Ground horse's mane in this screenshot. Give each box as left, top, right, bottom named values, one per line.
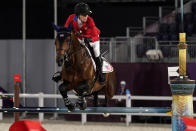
left=71, top=32, right=92, bottom=59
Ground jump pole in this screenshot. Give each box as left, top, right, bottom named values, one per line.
left=0, top=107, right=171, bottom=114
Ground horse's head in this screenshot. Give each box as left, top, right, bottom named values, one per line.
left=53, top=24, right=72, bottom=67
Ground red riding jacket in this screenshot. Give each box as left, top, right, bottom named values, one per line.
left=64, top=14, right=100, bottom=42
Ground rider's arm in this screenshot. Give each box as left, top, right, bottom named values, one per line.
left=64, top=15, right=75, bottom=31
left=83, top=17, right=100, bottom=42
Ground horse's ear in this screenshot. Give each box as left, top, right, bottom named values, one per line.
left=52, top=23, right=60, bottom=32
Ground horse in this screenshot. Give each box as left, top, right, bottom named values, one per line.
left=53, top=24, right=116, bottom=111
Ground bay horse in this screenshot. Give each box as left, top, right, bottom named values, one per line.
left=53, top=24, right=116, bottom=111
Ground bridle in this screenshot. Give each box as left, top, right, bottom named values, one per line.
left=55, top=31, right=89, bottom=66
left=56, top=31, right=72, bottom=58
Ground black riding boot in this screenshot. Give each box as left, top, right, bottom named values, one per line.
left=52, top=71, right=62, bottom=83
left=95, top=56, right=106, bottom=84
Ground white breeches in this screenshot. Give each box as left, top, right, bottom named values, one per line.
left=78, top=39, right=100, bottom=57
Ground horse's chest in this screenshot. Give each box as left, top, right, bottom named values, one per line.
left=64, top=71, right=83, bottom=81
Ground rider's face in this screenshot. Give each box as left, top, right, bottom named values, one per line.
left=79, top=15, right=88, bottom=23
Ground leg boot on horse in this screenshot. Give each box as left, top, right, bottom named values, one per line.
left=58, top=82, right=75, bottom=111
left=76, top=96, right=87, bottom=110
left=52, top=71, right=62, bottom=83
left=76, top=82, right=89, bottom=110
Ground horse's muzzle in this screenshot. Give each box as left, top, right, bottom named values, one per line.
left=56, top=58, right=64, bottom=67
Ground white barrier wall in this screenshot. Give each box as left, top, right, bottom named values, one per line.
left=0, top=40, right=56, bottom=107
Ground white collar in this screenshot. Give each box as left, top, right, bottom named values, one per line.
left=77, top=18, right=83, bottom=28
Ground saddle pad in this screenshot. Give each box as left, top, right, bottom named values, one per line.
left=102, top=57, right=113, bottom=73
left=83, top=44, right=113, bottom=73
left=91, top=56, right=113, bottom=73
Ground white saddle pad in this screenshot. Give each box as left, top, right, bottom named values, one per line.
left=83, top=44, right=113, bottom=73
left=102, top=57, right=114, bottom=73
left=91, top=56, right=113, bottom=73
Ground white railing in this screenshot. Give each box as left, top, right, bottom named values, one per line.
left=0, top=92, right=196, bottom=126
left=0, top=92, right=130, bottom=125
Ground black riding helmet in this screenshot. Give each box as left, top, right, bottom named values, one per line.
left=74, top=2, right=92, bottom=16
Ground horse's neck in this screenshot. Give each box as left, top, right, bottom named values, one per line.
left=71, top=32, right=82, bottom=50
left=68, top=33, right=94, bottom=77
left=71, top=34, right=87, bottom=64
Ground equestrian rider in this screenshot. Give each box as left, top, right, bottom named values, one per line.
left=52, top=2, right=106, bottom=84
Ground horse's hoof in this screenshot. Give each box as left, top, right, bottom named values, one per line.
left=77, top=102, right=87, bottom=110
left=67, top=103, right=75, bottom=112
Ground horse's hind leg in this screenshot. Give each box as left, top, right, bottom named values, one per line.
left=105, top=72, right=116, bottom=99
left=104, top=94, right=109, bottom=107
left=103, top=72, right=117, bottom=106
left=93, top=91, right=107, bottom=107
left=102, top=86, right=111, bottom=117
left=93, top=92, right=98, bottom=107
left=58, top=81, right=75, bottom=111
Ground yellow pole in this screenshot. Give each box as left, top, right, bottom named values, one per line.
left=178, top=33, right=187, bottom=76
left=170, top=33, right=195, bottom=131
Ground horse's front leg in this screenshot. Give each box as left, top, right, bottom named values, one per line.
left=76, top=95, right=87, bottom=110
left=58, top=81, right=75, bottom=111
left=76, top=81, right=89, bottom=110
